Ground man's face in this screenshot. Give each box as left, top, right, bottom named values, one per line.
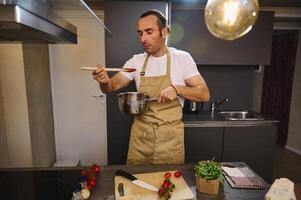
left=137, top=15, right=166, bottom=54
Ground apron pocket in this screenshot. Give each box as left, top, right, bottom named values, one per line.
left=154, top=122, right=184, bottom=164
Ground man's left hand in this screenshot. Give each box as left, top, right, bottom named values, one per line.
left=157, top=86, right=178, bottom=103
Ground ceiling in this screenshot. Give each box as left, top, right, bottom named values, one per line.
left=259, top=0, right=301, bottom=7
left=171, top=0, right=301, bottom=7
left=84, top=0, right=301, bottom=30
left=84, top=0, right=301, bottom=9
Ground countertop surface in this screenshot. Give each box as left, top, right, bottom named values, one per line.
left=1, top=164, right=300, bottom=200
left=91, top=162, right=270, bottom=200
left=0, top=167, right=82, bottom=200
left=183, top=111, right=279, bottom=127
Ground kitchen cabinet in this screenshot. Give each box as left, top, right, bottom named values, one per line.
left=223, top=126, right=277, bottom=183
left=185, top=127, right=223, bottom=162
left=170, top=8, right=274, bottom=65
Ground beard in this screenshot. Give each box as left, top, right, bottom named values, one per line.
left=144, top=46, right=151, bottom=53
left=142, top=38, right=166, bottom=55
left=143, top=45, right=161, bottom=55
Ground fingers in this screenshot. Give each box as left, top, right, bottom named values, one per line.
left=92, top=64, right=110, bottom=84
left=93, top=64, right=104, bottom=75
left=157, top=86, right=177, bottom=103
left=93, top=73, right=110, bottom=84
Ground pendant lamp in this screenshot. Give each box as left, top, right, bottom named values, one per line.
left=204, top=0, right=259, bottom=40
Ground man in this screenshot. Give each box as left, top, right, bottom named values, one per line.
left=93, top=10, right=210, bottom=164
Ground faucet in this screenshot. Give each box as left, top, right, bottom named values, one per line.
left=210, top=98, right=229, bottom=112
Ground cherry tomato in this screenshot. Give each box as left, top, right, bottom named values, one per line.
left=174, top=170, right=182, bottom=177
left=164, top=172, right=171, bottom=179
left=163, top=180, right=170, bottom=187
left=158, top=188, right=165, bottom=196
left=162, top=182, right=170, bottom=188
left=87, top=178, right=96, bottom=188
left=92, top=164, right=101, bottom=174
left=87, top=184, right=93, bottom=191
left=89, top=176, right=96, bottom=181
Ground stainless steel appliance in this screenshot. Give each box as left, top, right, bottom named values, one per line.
left=0, top=0, right=76, bottom=43
left=117, top=92, right=157, bottom=116
left=0, top=0, right=110, bottom=43
left=183, top=99, right=204, bottom=114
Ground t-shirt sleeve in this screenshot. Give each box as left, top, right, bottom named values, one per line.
left=183, top=53, right=200, bottom=80
left=121, top=56, right=135, bottom=81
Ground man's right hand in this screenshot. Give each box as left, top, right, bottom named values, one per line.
left=93, top=64, right=110, bottom=84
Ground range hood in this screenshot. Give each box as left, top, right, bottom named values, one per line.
left=0, top=0, right=100, bottom=44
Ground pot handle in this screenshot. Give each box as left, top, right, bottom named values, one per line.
left=148, top=97, right=158, bottom=102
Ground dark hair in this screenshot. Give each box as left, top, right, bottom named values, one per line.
left=139, top=10, right=170, bottom=33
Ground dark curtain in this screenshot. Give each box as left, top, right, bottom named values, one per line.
left=261, top=30, right=299, bottom=146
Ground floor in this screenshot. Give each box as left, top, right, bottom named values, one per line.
left=273, top=145, right=301, bottom=183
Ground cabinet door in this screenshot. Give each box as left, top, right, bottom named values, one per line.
left=223, top=126, right=277, bottom=182
left=185, top=127, right=223, bottom=163
left=170, top=8, right=274, bottom=65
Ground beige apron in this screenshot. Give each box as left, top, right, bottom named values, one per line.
left=127, top=48, right=184, bottom=165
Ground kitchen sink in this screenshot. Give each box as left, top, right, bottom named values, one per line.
left=217, top=110, right=264, bottom=120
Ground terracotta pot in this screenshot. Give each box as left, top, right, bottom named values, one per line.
left=196, top=176, right=220, bottom=194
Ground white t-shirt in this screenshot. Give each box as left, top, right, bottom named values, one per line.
left=121, top=47, right=200, bottom=106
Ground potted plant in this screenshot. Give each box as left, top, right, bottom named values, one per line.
left=194, top=159, right=223, bottom=194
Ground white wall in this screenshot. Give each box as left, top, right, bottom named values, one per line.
left=286, top=31, right=301, bottom=155
left=0, top=44, right=33, bottom=167
left=49, top=10, right=107, bottom=165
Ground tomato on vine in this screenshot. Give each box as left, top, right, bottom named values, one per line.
left=164, top=172, right=171, bottom=179
left=174, top=170, right=182, bottom=178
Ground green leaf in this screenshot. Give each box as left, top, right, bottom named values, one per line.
left=194, top=159, right=222, bottom=181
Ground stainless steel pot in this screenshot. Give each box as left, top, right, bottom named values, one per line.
left=184, top=100, right=204, bottom=114
left=117, top=92, right=157, bottom=115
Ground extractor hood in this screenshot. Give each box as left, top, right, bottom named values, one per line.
left=0, top=0, right=105, bottom=43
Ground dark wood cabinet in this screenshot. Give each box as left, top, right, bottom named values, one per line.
left=223, top=126, right=277, bottom=182
left=185, top=127, right=223, bottom=162
left=184, top=125, right=277, bottom=182
left=170, top=8, right=274, bottom=65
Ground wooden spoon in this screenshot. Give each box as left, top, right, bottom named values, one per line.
left=80, top=67, right=136, bottom=72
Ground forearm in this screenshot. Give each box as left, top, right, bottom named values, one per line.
left=175, top=85, right=210, bottom=102
left=98, top=72, right=131, bottom=94
left=99, top=80, right=114, bottom=94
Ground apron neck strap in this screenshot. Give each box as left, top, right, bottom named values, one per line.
left=140, top=48, right=171, bottom=76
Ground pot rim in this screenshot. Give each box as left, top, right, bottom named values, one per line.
left=117, top=92, right=151, bottom=102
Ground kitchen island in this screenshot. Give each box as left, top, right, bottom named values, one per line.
left=0, top=163, right=269, bottom=200
left=91, top=163, right=270, bottom=200
left=3, top=163, right=301, bottom=200
left=1, top=162, right=263, bottom=200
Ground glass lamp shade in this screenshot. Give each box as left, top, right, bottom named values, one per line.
left=204, top=0, right=259, bottom=40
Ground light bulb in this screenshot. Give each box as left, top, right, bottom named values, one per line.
left=204, top=0, right=259, bottom=40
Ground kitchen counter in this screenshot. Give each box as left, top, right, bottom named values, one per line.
left=0, top=167, right=83, bottom=200
left=91, top=162, right=270, bottom=200
left=0, top=163, right=269, bottom=200
left=183, top=111, right=278, bottom=182
left=2, top=164, right=301, bottom=200
left=183, top=111, right=279, bottom=127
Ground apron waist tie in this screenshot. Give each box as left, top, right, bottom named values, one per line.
left=136, top=116, right=181, bottom=127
